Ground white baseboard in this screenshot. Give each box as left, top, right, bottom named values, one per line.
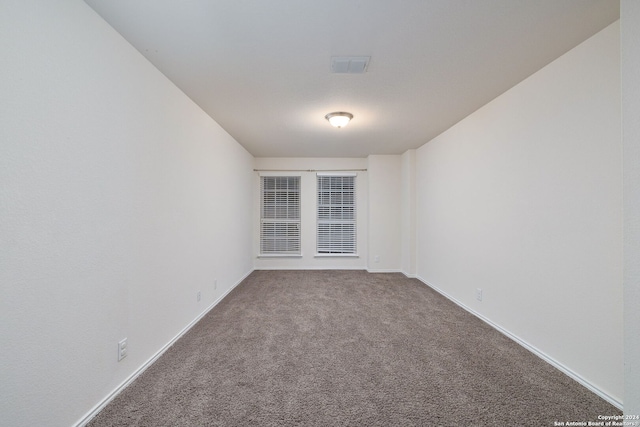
left=254, top=266, right=366, bottom=271
left=74, top=268, right=255, bottom=427
left=415, top=275, right=623, bottom=410
left=366, top=268, right=402, bottom=273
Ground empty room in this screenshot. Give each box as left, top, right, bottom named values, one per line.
left=2, top=0, right=639, bottom=426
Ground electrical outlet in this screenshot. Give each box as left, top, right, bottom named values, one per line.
left=374, top=255, right=380, bottom=263
left=197, top=291, right=201, bottom=302
left=118, top=338, right=128, bottom=361
left=476, top=288, right=483, bottom=302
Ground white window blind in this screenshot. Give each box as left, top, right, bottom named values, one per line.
left=317, top=174, right=356, bottom=254
left=260, top=176, right=301, bottom=255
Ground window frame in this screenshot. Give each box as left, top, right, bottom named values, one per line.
left=259, top=175, right=302, bottom=257
left=315, top=172, right=358, bottom=257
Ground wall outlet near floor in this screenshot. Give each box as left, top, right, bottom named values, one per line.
left=197, top=291, right=201, bottom=302
left=476, top=288, right=483, bottom=302
left=374, top=255, right=380, bottom=263
left=118, top=338, right=128, bottom=361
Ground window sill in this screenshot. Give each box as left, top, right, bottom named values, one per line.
left=314, top=253, right=359, bottom=258
left=257, top=254, right=303, bottom=258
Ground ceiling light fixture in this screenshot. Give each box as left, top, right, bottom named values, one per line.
left=325, top=112, right=353, bottom=128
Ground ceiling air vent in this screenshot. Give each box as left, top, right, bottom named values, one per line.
left=330, top=56, right=370, bottom=74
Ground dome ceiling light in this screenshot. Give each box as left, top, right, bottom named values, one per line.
left=325, top=112, right=353, bottom=128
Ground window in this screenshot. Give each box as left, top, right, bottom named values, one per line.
left=260, top=176, right=301, bottom=255
left=317, top=173, right=356, bottom=255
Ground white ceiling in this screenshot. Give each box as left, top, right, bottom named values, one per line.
left=84, top=0, right=619, bottom=158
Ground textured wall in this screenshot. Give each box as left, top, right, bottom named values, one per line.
left=0, top=1, right=254, bottom=426
left=401, top=150, right=417, bottom=277
left=253, top=157, right=369, bottom=270
left=415, top=22, right=622, bottom=404
left=368, top=155, right=403, bottom=272
left=622, top=0, right=640, bottom=420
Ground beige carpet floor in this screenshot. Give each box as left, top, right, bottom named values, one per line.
left=88, top=270, right=620, bottom=426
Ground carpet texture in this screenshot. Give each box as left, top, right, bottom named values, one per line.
left=89, top=270, right=620, bottom=426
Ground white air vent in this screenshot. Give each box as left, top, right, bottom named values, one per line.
left=331, top=56, right=370, bottom=74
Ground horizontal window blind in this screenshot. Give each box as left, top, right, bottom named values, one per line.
left=317, top=175, right=356, bottom=254
left=260, top=176, right=301, bottom=254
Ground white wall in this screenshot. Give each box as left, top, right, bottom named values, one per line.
left=622, top=0, right=640, bottom=419
left=401, top=150, right=417, bottom=277
left=0, top=1, right=254, bottom=426
left=415, top=21, right=622, bottom=405
left=253, top=156, right=408, bottom=273
left=253, top=158, right=368, bottom=270
left=368, top=155, right=402, bottom=272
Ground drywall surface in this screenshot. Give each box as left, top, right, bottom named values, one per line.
left=622, top=0, right=640, bottom=419
left=416, top=22, right=622, bottom=403
left=401, top=150, right=417, bottom=277
left=368, top=155, right=402, bottom=272
left=253, top=158, right=368, bottom=270
left=0, top=1, right=254, bottom=426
